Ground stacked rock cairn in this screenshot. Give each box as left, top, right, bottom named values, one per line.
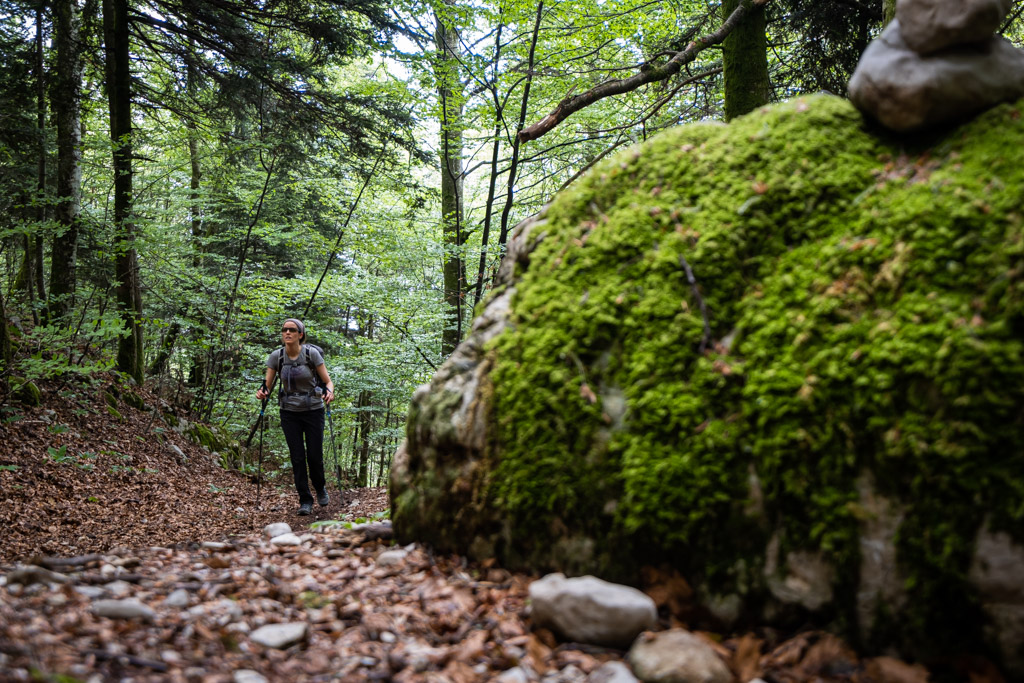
left=848, top=0, right=1024, bottom=132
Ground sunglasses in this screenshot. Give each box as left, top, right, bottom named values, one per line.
left=281, top=327, right=299, bottom=333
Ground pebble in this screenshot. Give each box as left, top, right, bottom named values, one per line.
left=627, top=629, right=732, bottom=683
left=233, top=670, right=268, bottom=683
left=588, top=661, right=640, bottom=683
left=263, top=523, right=291, bottom=539
left=249, top=622, right=307, bottom=649
left=105, top=580, right=133, bottom=597
left=529, top=573, right=657, bottom=649
left=164, top=588, right=190, bottom=608
left=91, top=598, right=156, bottom=621
left=376, top=549, right=409, bottom=567
left=496, top=667, right=531, bottom=683
left=202, top=542, right=231, bottom=551
left=74, top=585, right=106, bottom=599
left=270, top=533, right=301, bottom=547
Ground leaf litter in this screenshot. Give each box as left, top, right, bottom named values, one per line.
left=0, top=377, right=1007, bottom=681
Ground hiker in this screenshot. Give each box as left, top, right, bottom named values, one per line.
left=256, top=318, right=335, bottom=516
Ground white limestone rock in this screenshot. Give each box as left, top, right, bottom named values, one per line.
left=91, top=598, right=156, bottom=621
left=164, top=589, right=190, bottom=608
left=269, top=533, right=301, bottom=547
left=529, top=573, right=657, bottom=649
left=249, top=622, right=308, bottom=649
left=233, top=669, right=269, bottom=683
left=627, top=630, right=732, bottom=683
left=377, top=548, right=409, bottom=567
left=263, top=522, right=292, bottom=539
left=587, top=661, right=640, bottom=683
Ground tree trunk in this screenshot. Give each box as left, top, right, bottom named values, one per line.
left=0, top=288, right=13, bottom=389
left=148, top=321, right=180, bottom=376
left=721, top=0, right=770, bottom=121
left=33, top=1, right=47, bottom=323
left=187, top=37, right=203, bottom=245
left=883, top=0, right=896, bottom=24
left=436, top=1, right=464, bottom=356
left=103, top=0, right=143, bottom=383
left=498, top=1, right=543, bottom=249
left=356, top=389, right=373, bottom=487
left=472, top=22, right=503, bottom=308
left=49, top=0, right=85, bottom=323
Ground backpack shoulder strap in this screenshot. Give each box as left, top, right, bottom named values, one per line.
left=303, top=345, right=320, bottom=383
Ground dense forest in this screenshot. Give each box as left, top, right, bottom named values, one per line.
left=2, top=0, right=1023, bottom=483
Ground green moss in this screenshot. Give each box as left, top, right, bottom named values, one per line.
left=477, top=96, right=1024, bottom=653
left=106, top=405, right=124, bottom=422
left=123, top=391, right=147, bottom=411
left=12, top=378, right=41, bottom=406
left=187, top=424, right=239, bottom=465
left=103, top=391, right=118, bottom=409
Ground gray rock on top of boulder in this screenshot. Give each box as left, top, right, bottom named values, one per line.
left=897, top=0, right=1012, bottom=54
left=249, top=622, right=307, bottom=649
left=529, top=573, right=657, bottom=649
left=627, top=630, right=732, bottom=683
left=848, top=21, right=1024, bottom=132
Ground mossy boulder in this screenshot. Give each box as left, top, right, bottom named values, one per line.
left=390, top=95, right=1024, bottom=671
left=186, top=423, right=240, bottom=464
left=11, top=378, right=41, bottom=406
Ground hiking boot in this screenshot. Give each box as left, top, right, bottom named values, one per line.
left=317, top=490, right=329, bottom=507
left=297, top=502, right=313, bottom=516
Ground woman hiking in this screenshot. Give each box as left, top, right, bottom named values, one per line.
left=256, top=318, right=335, bottom=516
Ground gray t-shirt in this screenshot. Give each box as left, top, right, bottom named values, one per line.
left=267, top=345, right=325, bottom=412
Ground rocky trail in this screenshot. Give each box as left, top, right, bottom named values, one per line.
left=0, top=377, right=1005, bottom=682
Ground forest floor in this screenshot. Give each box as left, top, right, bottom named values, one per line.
left=0, top=375, right=1005, bottom=682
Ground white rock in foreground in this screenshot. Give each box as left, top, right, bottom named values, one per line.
left=529, top=573, right=657, bottom=649
left=249, top=622, right=307, bottom=649
left=269, top=533, right=301, bottom=547
left=627, top=630, right=732, bottom=683
left=263, top=522, right=291, bottom=539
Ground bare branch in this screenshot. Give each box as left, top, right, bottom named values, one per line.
left=518, top=0, right=769, bottom=143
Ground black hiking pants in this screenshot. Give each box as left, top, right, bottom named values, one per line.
left=279, top=408, right=326, bottom=506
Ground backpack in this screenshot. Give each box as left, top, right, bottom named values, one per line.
left=276, top=343, right=326, bottom=401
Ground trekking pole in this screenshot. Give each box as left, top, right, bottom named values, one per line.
left=256, top=395, right=267, bottom=509
left=254, top=374, right=278, bottom=511
left=326, top=404, right=341, bottom=493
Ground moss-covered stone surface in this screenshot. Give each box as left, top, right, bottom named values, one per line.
left=391, top=95, right=1024, bottom=670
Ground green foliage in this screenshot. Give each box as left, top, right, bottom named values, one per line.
left=11, top=315, right=125, bottom=383
left=46, top=445, right=71, bottom=463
